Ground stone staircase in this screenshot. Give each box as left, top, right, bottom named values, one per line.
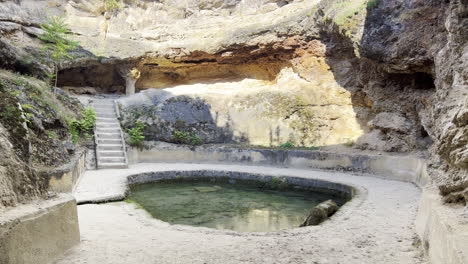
left=91, top=99, right=128, bottom=169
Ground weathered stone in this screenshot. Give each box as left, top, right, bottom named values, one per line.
left=368, top=112, right=413, bottom=134
left=300, top=199, right=338, bottom=226
left=0, top=194, right=80, bottom=264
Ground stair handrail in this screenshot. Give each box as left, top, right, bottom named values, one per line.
left=92, top=100, right=100, bottom=170
left=113, top=99, right=129, bottom=167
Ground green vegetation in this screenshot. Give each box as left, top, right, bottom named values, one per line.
left=317, top=0, right=368, bottom=37
left=39, top=16, right=79, bottom=87
left=0, top=70, right=83, bottom=165
left=331, top=0, right=367, bottom=26
left=46, top=130, right=59, bottom=139
left=344, top=139, right=355, bottom=147
left=367, top=0, right=380, bottom=9
left=279, top=141, right=295, bottom=148
left=172, top=130, right=201, bottom=146
left=128, top=121, right=145, bottom=146
left=67, top=108, right=96, bottom=144
left=102, top=0, right=122, bottom=12
left=274, top=142, right=320, bottom=151
left=124, top=198, right=144, bottom=209
left=265, top=177, right=290, bottom=190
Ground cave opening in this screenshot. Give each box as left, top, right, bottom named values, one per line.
left=56, top=58, right=291, bottom=94
left=413, top=72, right=435, bottom=90
left=420, top=125, right=429, bottom=138
left=387, top=72, right=436, bottom=90
left=57, top=64, right=126, bottom=94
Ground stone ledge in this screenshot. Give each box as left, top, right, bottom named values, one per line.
left=45, top=150, right=87, bottom=193
left=127, top=170, right=357, bottom=199
left=128, top=144, right=429, bottom=186
left=416, top=188, right=468, bottom=264
left=0, top=194, right=80, bottom=264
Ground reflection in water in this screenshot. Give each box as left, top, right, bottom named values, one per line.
left=222, top=208, right=306, bottom=232
left=128, top=181, right=345, bottom=232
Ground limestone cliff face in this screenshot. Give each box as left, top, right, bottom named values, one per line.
left=0, top=71, right=83, bottom=209
left=0, top=0, right=466, bottom=203
left=0, top=124, right=46, bottom=208
left=357, top=0, right=468, bottom=203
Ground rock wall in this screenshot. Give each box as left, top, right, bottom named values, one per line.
left=119, top=66, right=364, bottom=147
left=356, top=0, right=468, bottom=203
left=0, top=70, right=83, bottom=209
left=0, top=0, right=466, bottom=205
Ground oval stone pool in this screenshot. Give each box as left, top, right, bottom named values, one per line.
left=127, top=174, right=351, bottom=232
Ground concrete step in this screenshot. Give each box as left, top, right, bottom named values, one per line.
left=91, top=100, right=128, bottom=170
left=95, top=113, right=117, bottom=118
left=98, top=157, right=126, bottom=163
left=92, top=104, right=114, bottom=107
left=97, top=163, right=128, bottom=169
left=96, top=123, right=120, bottom=128
left=97, top=139, right=123, bottom=145
left=96, top=122, right=120, bottom=126
left=96, top=117, right=118, bottom=122
left=95, top=109, right=116, bottom=114
left=98, top=144, right=124, bottom=151
left=97, top=150, right=125, bottom=157
left=96, top=128, right=121, bottom=133
left=97, top=133, right=121, bottom=139
left=91, top=102, right=114, bottom=106
left=93, top=108, right=114, bottom=112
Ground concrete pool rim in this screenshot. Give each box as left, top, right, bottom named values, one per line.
left=124, top=169, right=367, bottom=236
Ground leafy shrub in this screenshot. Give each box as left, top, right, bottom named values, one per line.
left=67, top=108, right=96, bottom=143
left=279, top=141, right=295, bottom=148
left=172, top=130, right=201, bottom=146
left=128, top=121, right=145, bottom=146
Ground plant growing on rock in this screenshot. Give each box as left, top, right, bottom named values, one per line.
left=172, top=130, right=201, bottom=146
left=279, top=141, right=295, bottom=148
left=128, top=121, right=145, bottom=146
left=67, top=108, right=96, bottom=144
left=102, top=0, right=122, bottom=12
left=39, top=16, right=79, bottom=87
left=367, top=0, right=380, bottom=9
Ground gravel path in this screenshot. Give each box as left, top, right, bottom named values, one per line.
left=59, top=163, right=426, bottom=264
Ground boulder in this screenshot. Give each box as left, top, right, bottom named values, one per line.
left=368, top=112, right=413, bottom=134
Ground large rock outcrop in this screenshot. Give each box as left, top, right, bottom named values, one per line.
left=0, top=0, right=466, bottom=205
left=0, top=70, right=83, bottom=209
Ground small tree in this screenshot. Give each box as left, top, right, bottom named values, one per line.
left=39, top=16, right=79, bottom=87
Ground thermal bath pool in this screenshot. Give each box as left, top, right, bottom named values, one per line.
left=127, top=178, right=348, bottom=232
left=61, top=163, right=424, bottom=264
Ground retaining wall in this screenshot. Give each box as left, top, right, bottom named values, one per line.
left=2, top=150, right=86, bottom=264
left=128, top=144, right=429, bottom=185
left=47, top=150, right=87, bottom=193
left=128, top=143, right=466, bottom=264
left=0, top=194, right=80, bottom=264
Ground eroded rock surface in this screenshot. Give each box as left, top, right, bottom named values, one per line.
left=0, top=0, right=466, bottom=205
left=0, top=70, right=83, bottom=209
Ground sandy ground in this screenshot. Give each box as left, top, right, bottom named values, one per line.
left=58, top=163, right=426, bottom=264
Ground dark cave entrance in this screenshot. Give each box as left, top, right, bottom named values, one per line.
left=413, top=72, right=435, bottom=90
left=57, top=64, right=126, bottom=94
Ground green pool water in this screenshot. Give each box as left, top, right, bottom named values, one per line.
left=128, top=180, right=346, bottom=232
